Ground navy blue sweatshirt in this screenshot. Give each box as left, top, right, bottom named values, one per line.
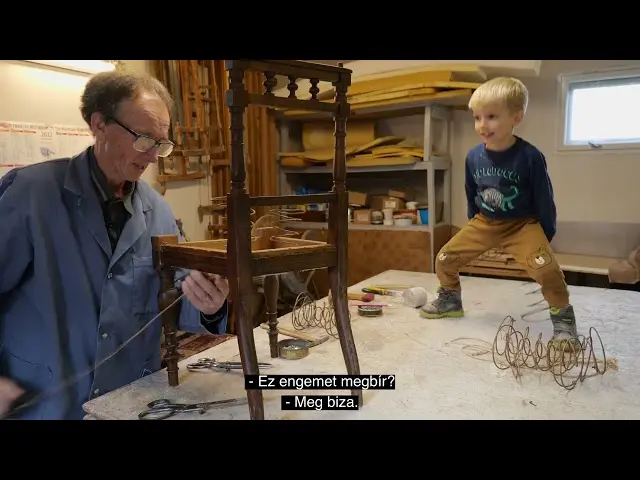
left=465, top=136, right=557, bottom=242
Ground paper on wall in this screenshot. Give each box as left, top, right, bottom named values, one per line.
left=0, top=120, right=94, bottom=168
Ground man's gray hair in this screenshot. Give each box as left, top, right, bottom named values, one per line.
left=79, top=70, right=174, bottom=126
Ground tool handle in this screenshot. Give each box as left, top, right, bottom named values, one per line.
left=362, top=287, right=385, bottom=294
left=347, top=292, right=374, bottom=302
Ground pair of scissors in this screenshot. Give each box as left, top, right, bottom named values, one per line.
left=138, top=397, right=249, bottom=420
left=186, top=357, right=273, bottom=372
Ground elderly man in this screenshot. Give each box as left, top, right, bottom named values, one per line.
left=0, top=70, right=229, bottom=420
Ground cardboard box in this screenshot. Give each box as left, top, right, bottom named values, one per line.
left=370, top=195, right=406, bottom=211
left=387, top=189, right=413, bottom=201
left=348, top=191, right=368, bottom=207
left=353, top=209, right=372, bottom=224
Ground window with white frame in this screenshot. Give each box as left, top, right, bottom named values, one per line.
left=559, top=68, right=640, bottom=151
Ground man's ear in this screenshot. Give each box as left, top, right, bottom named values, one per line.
left=89, top=112, right=107, bottom=139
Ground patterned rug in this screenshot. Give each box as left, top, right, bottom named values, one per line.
left=161, top=333, right=235, bottom=363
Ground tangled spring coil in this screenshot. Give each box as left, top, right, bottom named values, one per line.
left=291, top=292, right=351, bottom=339
left=492, top=315, right=608, bottom=390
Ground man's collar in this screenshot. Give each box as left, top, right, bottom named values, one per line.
left=88, top=147, right=135, bottom=214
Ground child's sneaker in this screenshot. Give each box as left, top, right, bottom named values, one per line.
left=550, top=305, right=579, bottom=345
left=420, top=287, right=464, bottom=319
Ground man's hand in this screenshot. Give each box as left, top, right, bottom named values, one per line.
left=0, top=377, right=24, bottom=416
left=182, top=270, right=229, bottom=315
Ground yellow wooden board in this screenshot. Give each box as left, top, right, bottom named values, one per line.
left=346, top=155, right=419, bottom=167
left=351, top=87, right=437, bottom=104
left=279, top=136, right=424, bottom=167
left=302, top=120, right=375, bottom=150
left=280, top=156, right=311, bottom=167
left=365, top=146, right=424, bottom=157
left=278, top=136, right=405, bottom=161
left=348, top=152, right=423, bottom=161
left=282, top=89, right=473, bottom=117
left=280, top=152, right=423, bottom=168
left=316, top=64, right=487, bottom=100
left=349, top=81, right=482, bottom=102
left=344, top=89, right=474, bottom=111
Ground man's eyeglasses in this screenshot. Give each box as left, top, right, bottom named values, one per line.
left=107, top=116, right=175, bottom=158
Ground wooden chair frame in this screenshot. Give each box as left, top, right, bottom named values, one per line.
left=151, top=60, right=362, bottom=420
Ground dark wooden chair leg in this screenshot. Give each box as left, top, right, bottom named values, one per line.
left=153, top=235, right=182, bottom=387
left=159, top=269, right=181, bottom=386
left=328, top=268, right=362, bottom=404
left=264, top=275, right=280, bottom=358
left=327, top=71, right=363, bottom=405
left=227, top=65, right=264, bottom=420
left=232, top=277, right=264, bottom=420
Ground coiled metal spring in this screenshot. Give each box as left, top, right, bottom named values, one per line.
left=291, top=291, right=351, bottom=339
left=492, top=315, right=608, bottom=390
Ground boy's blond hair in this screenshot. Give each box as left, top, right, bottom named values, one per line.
left=468, top=77, right=528, bottom=114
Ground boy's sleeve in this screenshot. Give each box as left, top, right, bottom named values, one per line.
left=529, top=150, right=557, bottom=243
left=465, top=155, right=479, bottom=220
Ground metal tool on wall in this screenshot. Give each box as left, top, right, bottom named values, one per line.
left=152, top=60, right=227, bottom=196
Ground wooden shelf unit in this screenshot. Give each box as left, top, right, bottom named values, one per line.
left=274, top=95, right=468, bottom=273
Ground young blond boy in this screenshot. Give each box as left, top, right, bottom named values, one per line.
left=420, top=77, right=578, bottom=343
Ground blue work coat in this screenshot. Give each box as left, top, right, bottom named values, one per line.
left=0, top=148, right=228, bottom=420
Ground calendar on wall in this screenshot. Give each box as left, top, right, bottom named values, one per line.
left=0, top=120, right=94, bottom=168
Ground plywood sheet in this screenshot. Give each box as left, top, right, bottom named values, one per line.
left=347, top=89, right=473, bottom=110
left=279, top=136, right=426, bottom=168
left=345, top=155, right=419, bottom=168
left=302, top=120, right=375, bottom=150
left=281, top=89, right=473, bottom=118
left=316, top=64, right=487, bottom=100
left=350, top=81, right=482, bottom=105
left=279, top=136, right=405, bottom=162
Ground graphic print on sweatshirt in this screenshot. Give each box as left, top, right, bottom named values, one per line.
left=472, top=164, right=522, bottom=213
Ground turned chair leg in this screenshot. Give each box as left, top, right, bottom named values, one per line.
left=159, top=271, right=181, bottom=387
left=264, top=275, right=280, bottom=358
left=234, top=274, right=265, bottom=420
left=327, top=266, right=362, bottom=405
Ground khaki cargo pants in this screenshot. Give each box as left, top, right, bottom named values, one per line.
left=435, top=213, right=570, bottom=308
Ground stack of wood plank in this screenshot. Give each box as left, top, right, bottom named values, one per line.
left=333, top=64, right=486, bottom=110
left=277, top=65, right=487, bottom=168
left=279, top=134, right=425, bottom=168
left=281, top=64, right=487, bottom=117
left=461, top=248, right=527, bottom=279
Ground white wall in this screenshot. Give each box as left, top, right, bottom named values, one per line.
left=0, top=60, right=209, bottom=241
left=0, top=60, right=90, bottom=178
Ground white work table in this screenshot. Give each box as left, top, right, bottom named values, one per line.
left=82, top=270, right=640, bottom=420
